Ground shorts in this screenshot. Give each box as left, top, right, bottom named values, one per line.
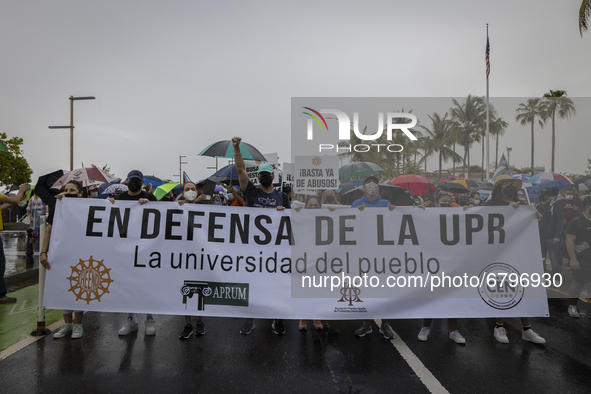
left=572, top=258, right=591, bottom=284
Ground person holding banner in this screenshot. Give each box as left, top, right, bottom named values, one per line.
left=232, top=136, right=290, bottom=336
left=108, top=170, right=159, bottom=337
left=177, top=181, right=207, bottom=339
left=350, top=176, right=396, bottom=340
left=40, top=180, right=86, bottom=339
left=565, top=196, right=591, bottom=318
left=418, top=192, right=466, bottom=344
left=485, top=174, right=546, bottom=344
left=0, top=183, right=29, bottom=304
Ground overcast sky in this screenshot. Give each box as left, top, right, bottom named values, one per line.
left=1, top=0, right=590, bottom=186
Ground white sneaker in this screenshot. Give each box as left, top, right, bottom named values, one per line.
left=568, top=305, right=581, bottom=318
left=53, top=324, right=73, bottom=339
left=72, top=324, right=83, bottom=339
left=522, top=329, right=546, bottom=344
left=145, top=316, right=156, bottom=336
left=449, top=330, right=466, bottom=344
left=118, top=317, right=138, bottom=336
left=493, top=326, right=509, bottom=343
left=418, top=327, right=430, bottom=341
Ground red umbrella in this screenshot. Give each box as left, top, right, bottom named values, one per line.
left=387, top=175, right=435, bottom=195
left=437, top=176, right=461, bottom=184
left=51, top=167, right=118, bottom=189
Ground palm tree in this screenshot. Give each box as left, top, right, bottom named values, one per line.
left=490, top=116, right=508, bottom=169
left=450, top=95, right=486, bottom=179
left=580, top=0, right=591, bottom=36
left=419, top=112, right=462, bottom=181
left=515, top=98, right=547, bottom=176
left=542, top=90, right=576, bottom=172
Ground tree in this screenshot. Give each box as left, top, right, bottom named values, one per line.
left=542, top=90, right=576, bottom=172
left=580, top=0, right=590, bottom=36
left=450, top=95, right=486, bottom=179
left=419, top=112, right=462, bottom=181
left=515, top=98, right=547, bottom=176
left=0, top=133, right=33, bottom=187
left=490, top=116, right=508, bottom=168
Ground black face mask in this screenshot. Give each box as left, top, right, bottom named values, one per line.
left=259, top=174, right=273, bottom=188
left=128, top=179, right=143, bottom=193
left=64, top=193, right=79, bottom=198
left=439, top=203, right=452, bottom=208
left=502, top=185, right=516, bottom=199
left=325, top=196, right=334, bottom=203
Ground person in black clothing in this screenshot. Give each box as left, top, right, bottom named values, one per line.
left=535, top=188, right=564, bottom=275
left=565, top=196, right=591, bottom=318
left=484, top=174, right=546, bottom=344
left=108, top=170, right=158, bottom=336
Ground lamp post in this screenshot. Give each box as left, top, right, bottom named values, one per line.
left=506, top=147, right=512, bottom=169
left=49, top=96, right=95, bottom=171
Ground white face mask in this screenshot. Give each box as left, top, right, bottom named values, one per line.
left=565, top=195, right=574, bottom=200
left=366, top=182, right=379, bottom=196
left=473, top=199, right=480, bottom=205
left=184, top=190, right=197, bottom=202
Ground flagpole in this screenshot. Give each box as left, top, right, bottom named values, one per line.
left=485, top=24, right=490, bottom=181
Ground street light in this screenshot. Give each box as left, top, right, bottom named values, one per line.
left=506, top=147, right=512, bottom=169
left=49, top=95, right=95, bottom=171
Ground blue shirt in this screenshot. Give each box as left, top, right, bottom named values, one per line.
left=244, top=181, right=290, bottom=209
left=351, top=195, right=390, bottom=208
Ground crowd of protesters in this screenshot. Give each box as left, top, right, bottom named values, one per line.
left=3, top=139, right=591, bottom=347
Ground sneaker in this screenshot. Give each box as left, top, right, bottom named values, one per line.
left=145, top=316, right=156, bottom=336
left=379, top=322, right=395, bottom=340
left=179, top=324, right=193, bottom=340
left=522, top=329, right=546, bottom=344
left=72, top=324, right=83, bottom=339
left=313, top=320, right=324, bottom=331
left=354, top=321, right=373, bottom=338
left=568, top=305, right=581, bottom=318
left=272, top=319, right=285, bottom=335
left=449, top=330, right=466, bottom=344
left=195, top=320, right=205, bottom=336
left=240, top=319, right=255, bottom=335
left=53, top=325, right=73, bottom=339
left=493, top=326, right=509, bottom=343
left=118, top=317, right=138, bottom=336
left=418, top=327, right=430, bottom=342
left=0, top=296, right=17, bottom=304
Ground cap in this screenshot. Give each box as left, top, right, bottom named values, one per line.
left=257, top=163, right=274, bottom=175
left=363, top=175, right=379, bottom=185
left=127, top=170, right=144, bottom=180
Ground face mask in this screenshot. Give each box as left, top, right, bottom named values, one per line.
left=91, top=192, right=98, bottom=198
left=64, top=193, right=79, bottom=198
left=211, top=200, right=222, bottom=205
left=128, top=179, right=143, bottom=193
left=184, top=190, right=197, bottom=202
left=259, top=174, right=273, bottom=188
left=502, top=185, right=516, bottom=198
left=565, top=195, right=574, bottom=200
left=366, top=182, right=378, bottom=196
left=473, top=199, right=480, bottom=205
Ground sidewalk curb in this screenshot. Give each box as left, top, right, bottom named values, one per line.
left=5, top=269, right=39, bottom=287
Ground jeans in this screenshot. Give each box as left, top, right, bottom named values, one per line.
left=541, top=237, right=561, bottom=274
left=0, top=237, right=6, bottom=298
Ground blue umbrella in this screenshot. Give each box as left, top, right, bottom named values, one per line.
left=144, top=175, right=164, bottom=188
left=528, top=180, right=571, bottom=194
left=208, top=164, right=240, bottom=185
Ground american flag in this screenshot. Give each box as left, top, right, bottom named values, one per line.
left=485, top=37, right=490, bottom=79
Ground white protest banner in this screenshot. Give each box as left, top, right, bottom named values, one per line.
left=282, top=162, right=293, bottom=192
left=245, top=153, right=278, bottom=186
left=44, top=199, right=549, bottom=319
left=294, top=155, right=339, bottom=196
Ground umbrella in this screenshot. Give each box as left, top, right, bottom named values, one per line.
left=579, top=184, right=589, bottom=191
left=387, top=175, right=434, bottom=195
left=335, top=184, right=358, bottom=195
left=144, top=175, right=164, bottom=188
left=451, top=179, right=479, bottom=189
left=208, top=164, right=241, bottom=185
left=154, top=182, right=179, bottom=200
left=199, top=140, right=267, bottom=161
left=527, top=172, right=573, bottom=185
left=101, top=183, right=129, bottom=195
left=512, top=174, right=531, bottom=182
left=439, top=182, right=470, bottom=194
left=34, top=169, right=67, bottom=206
left=528, top=180, right=571, bottom=194
left=339, top=162, right=385, bottom=180
left=339, top=183, right=413, bottom=206
left=52, top=167, right=117, bottom=189
left=437, top=176, right=461, bottom=184
left=572, top=176, right=590, bottom=185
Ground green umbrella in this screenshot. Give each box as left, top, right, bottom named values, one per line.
left=154, top=182, right=179, bottom=200
left=339, top=162, right=385, bottom=181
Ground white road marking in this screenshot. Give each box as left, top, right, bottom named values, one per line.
left=0, top=319, right=64, bottom=362
left=375, top=319, right=449, bottom=394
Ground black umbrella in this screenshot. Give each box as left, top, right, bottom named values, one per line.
left=198, top=140, right=267, bottom=161
left=34, top=169, right=67, bottom=206
left=439, top=182, right=470, bottom=194
left=572, top=176, right=590, bottom=185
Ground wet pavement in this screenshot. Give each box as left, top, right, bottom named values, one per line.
left=1, top=297, right=590, bottom=393
left=1, top=231, right=39, bottom=280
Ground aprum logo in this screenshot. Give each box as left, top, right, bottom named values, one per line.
left=302, top=107, right=418, bottom=153
left=67, top=256, right=114, bottom=305
left=181, top=280, right=249, bottom=311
